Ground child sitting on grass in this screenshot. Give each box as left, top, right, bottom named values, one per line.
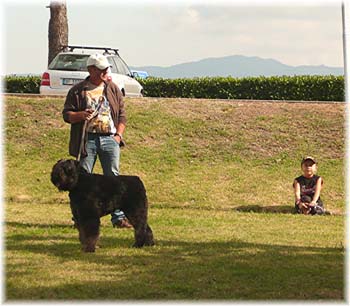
left=293, top=156, right=325, bottom=215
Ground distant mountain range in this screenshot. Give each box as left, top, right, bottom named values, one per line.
left=131, top=55, right=343, bottom=78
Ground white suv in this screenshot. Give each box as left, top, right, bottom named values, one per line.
left=40, top=46, right=143, bottom=97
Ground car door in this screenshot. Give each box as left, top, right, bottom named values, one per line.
left=111, top=55, right=142, bottom=96
left=106, top=57, right=125, bottom=92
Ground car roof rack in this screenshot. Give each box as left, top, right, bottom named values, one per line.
left=62, top=45, right=119, bottom=55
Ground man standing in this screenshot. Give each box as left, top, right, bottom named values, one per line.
left=62, top=53, right=132, bottom=228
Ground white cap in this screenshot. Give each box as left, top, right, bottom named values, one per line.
left=301, top=156, right=317, bottom=165
left=86, top=54, right=111, bottom=70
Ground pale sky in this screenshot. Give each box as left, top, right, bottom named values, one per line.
left=1, top=0, right=344, bottom=75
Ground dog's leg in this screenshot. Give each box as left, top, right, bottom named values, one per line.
left=77, top=224, right=86, bottom=246
left=126, top=209, right=154, bottom=247
left=71, top=208, right=79, bottom=229
left=79, top=218, right=100, bottom=252
left=144, top=224, right=155, bottom=246
left=70, top=212, right=86, bottom=246
left=71, top=211, right=89, bottom=248
left=133, top=223, right=148, bottom=248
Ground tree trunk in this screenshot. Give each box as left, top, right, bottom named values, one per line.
left=48, top=0, right=68, bottom=66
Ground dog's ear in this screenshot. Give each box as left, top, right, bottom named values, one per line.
left=72, top=160, right=81, bottom=172
left=56, top=159, right=68, bottom=167
left=64, top=159, right=78, bottom=176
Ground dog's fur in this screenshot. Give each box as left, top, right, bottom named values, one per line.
left=51, top=159, right=154, bottom=252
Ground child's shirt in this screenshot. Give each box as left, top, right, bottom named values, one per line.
left=294, top=175, right=323, bottom=205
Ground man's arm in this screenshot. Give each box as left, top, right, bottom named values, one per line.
left=114, top=123, right=126, bottom=143
left=62, top=87, right=93, bottom=124
left=65, top=110, right=94, bottom=123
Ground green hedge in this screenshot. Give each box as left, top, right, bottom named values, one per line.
left=138, top=75, right=344, bottom=101
left=4, top=75, right=41, bottom=94
left=3, top=75, right=344, bottom=101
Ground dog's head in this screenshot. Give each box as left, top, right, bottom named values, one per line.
left=51, top=159, right=80, bottom=191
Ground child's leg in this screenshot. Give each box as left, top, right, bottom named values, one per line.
left=310, top=203, right=325, bottom=215
left=294, top=203, right=302, bottom=214
left=296, top=196, right=312, bottom=214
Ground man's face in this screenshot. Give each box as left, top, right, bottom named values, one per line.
left=89, top=66, right=109, bottom=82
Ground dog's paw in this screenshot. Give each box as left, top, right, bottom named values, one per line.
left=144, top=240, right=155, bottom=246
left=132, top=240, right=155, bottom=248
left=82, top=245, right=96, bottom=253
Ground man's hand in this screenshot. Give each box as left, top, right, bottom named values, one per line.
left=113, top=134, right=121, bottom=144
left=68, top=109, right=94, bottom=123
left=83, top=109, right=95, bottom=121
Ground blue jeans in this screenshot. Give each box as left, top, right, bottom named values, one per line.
left=80, top=133, right=126, bottom=224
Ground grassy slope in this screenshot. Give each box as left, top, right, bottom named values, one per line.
left=4, top=96, right=345, bottom=300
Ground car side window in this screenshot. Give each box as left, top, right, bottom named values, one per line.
left=107, top=57, right=118, bottom=73
left=113, top=55, right=131, bottom=76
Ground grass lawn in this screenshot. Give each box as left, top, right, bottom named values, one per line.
left=4, top=96, right=346, bottom=301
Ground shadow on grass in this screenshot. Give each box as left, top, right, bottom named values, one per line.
left=234, top=205, right=295, bottom=214
left=5, top=221, right=344, bottom=301
left=6, top=221, right=72, bottom=230
left=151, top=203, right=296, bottom=214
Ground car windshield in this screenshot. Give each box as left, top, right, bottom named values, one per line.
left=49, top=54, right=90, bottom=71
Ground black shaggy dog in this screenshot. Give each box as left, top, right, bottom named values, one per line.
left=51, top=159, right=154, bottom=252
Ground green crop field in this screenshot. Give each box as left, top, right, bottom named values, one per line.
left=4, top=96, right=345, bottom=301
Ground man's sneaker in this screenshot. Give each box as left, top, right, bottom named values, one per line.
left=113, top=218, right=133, bottom=229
